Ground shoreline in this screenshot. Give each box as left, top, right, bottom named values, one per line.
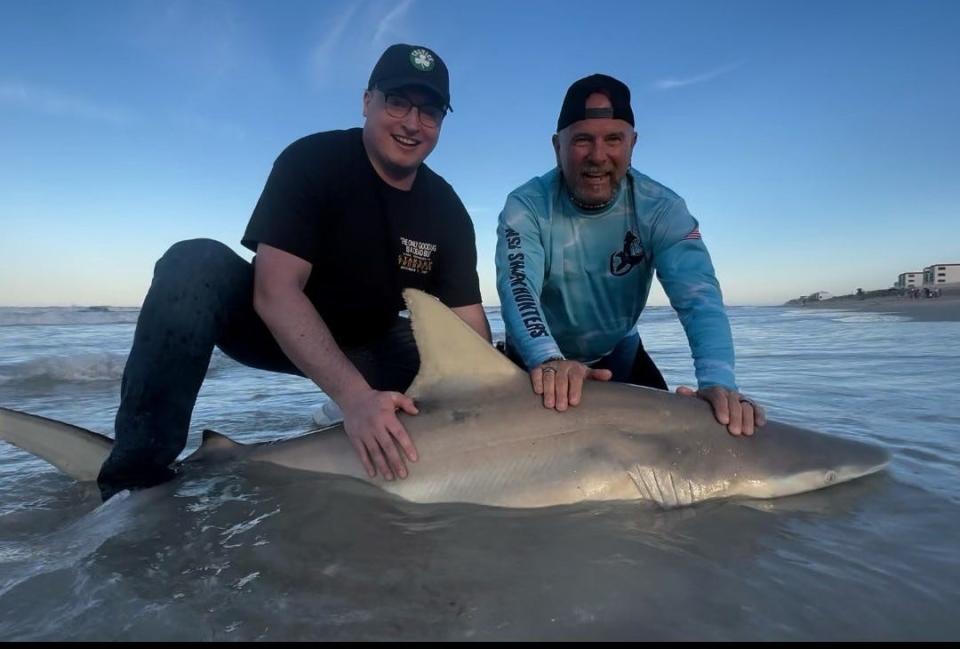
left=787, top=295, right=960, bottom=322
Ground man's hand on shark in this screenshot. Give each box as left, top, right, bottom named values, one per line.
left=341, top=389, right=419, bottom=480
left=531, top=360, right=613, bottom=411
left=675, top=385, right=767, bottom=436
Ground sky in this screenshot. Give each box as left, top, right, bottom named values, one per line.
left=1, top=0, right=958, bottom=306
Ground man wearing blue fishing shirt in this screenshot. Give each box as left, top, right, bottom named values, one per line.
left=495, top=74, right=765, bottom=436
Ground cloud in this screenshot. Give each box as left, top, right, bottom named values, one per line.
left=0, top=81, right=250, bottom=141
left=0, top=81, right=137, bottom=125
left=310, top=3, right=365, bottom=82
left=310, top=0, right=417, bottom=85
left=654, top=61, right=745, bottom=90
left=371, top=0, right=415, bottom=50
left=126, top=0, right=243, bottom=80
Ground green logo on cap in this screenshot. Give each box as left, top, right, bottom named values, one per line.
left=410, top=48, right=435, bottom=72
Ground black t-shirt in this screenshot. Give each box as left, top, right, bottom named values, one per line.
left=242, top=128, right=481, bottom=346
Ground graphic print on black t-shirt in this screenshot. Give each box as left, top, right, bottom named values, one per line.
left=398, top=237, right=438, bottom=275
left=242, top=128, right=481, bottom=346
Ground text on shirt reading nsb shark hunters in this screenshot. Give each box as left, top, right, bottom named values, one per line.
left=503, top=226, right=548, bottom=338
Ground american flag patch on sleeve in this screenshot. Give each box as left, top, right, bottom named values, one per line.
left=682, top=226, right=701, bottom=240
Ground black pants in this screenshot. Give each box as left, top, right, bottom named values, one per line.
left=504, top=331, right=668, bottom=390
left=97, top=239, right=419, bottom=499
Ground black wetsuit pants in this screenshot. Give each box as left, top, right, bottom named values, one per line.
left=504, top=332, right=668, bottom=390
left=96, top=239, right=419, bottom=500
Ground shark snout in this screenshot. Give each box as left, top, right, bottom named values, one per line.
left=839, top=440, right=891, bottom=479
left=758, top=436, right=891, bottom=498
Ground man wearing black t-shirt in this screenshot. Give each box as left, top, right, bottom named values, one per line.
left=97, top=44, right=490, bottom=499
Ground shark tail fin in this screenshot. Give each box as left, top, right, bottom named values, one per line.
left=0, top=407, right=113, bottom=482
left=402, top=289, right=529, bottom=401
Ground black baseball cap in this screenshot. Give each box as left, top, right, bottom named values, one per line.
left=557, top=74, right=634, bottom=132
left=368, top=43, right=452, bottom=111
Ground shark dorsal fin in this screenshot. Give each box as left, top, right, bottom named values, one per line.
left=200, top=429, right=243, bottom=450
left=181, top=429, right=246, bottom=464
left=403, top=289, right=529, bottom=401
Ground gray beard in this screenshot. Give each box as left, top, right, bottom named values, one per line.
left=560, top=171, right=616, bottom=211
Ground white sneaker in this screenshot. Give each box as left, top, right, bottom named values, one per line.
left=313, top=400, right=344, bottom=425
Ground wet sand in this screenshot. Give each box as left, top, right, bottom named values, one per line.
left=792, top=295, right=960, bottom=322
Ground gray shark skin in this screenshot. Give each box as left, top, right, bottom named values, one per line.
left=0, top=289, right=890, bottom=508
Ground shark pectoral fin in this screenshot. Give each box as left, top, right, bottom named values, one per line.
left=402, top=289, right=531, bottom=401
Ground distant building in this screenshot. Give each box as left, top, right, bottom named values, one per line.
left=923, top=263, right=960, bottom=286
left=896, top=272, right=923, bottom=289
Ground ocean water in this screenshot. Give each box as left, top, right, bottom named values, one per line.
left=0, top=305, right=958, bottom=640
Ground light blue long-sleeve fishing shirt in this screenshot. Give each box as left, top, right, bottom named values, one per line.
left=495, top=167, right=737, bottom=390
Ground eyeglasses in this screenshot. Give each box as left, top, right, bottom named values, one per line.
left=379, top=90, right=446, bottom=128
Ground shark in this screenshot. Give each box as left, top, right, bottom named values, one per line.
left=0, top=289, right=890, bottom=509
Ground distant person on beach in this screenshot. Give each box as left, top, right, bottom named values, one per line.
left=97, top=44, right=491, bottom=500
left=495, top=73, right=765, bottom=436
